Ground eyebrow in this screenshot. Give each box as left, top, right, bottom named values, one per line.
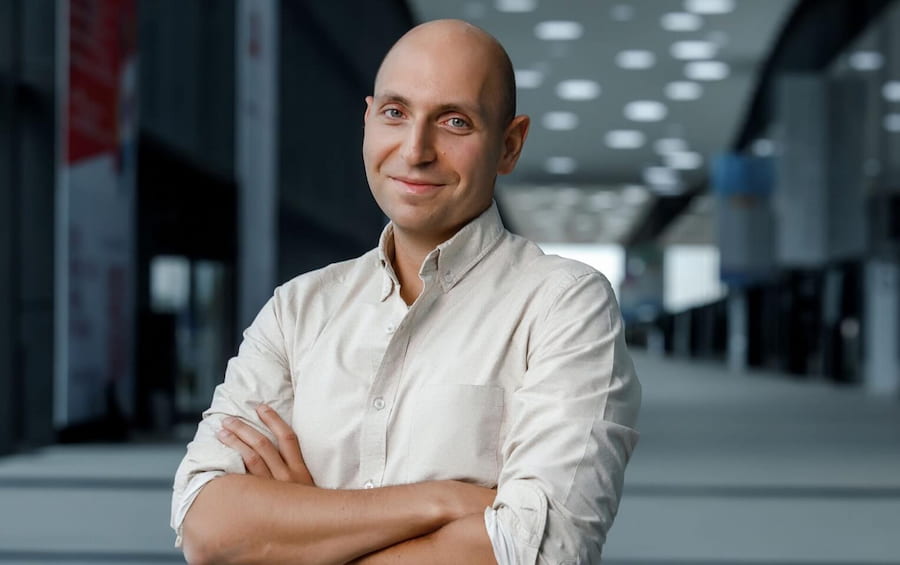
left=374, top=91, right=486, bottom=120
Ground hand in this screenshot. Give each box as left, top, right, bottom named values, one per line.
left=217, top=404, right=315, bottom=485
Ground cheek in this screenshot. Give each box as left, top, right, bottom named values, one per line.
left=363, top=126, right=395, bottom=166
left=444, top=143, right=483, bottom=172
left=459, top=149, right=497, bottom=181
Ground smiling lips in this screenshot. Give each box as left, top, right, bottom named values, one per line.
left=391, top=176, right=444, bottom=195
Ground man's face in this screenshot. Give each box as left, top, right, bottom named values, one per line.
left=362, top=32, right=521, bottom=243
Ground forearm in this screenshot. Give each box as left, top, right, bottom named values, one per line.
left=181, top=474, right=450, bottom=565
left=349, top=513, right=496, bottom=565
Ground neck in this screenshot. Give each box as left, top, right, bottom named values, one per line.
left=390, top=227, right=450, bottom=305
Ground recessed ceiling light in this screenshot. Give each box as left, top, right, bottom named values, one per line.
left=884, top=113, right=900, bottom=133
left=752, top=138, right=775, bottom=157
left=664, top=151, right=704, bottom=170
left=752, top=139, right=775, bottom=156
left=545, top=156, right=577, bottom=175
left=670, top=40, right=717, bottom=60
left=621, top=185, right=650, bottom=205
left=644, top=166, right=680, bottom=188
left=848, top=51, right=884, bottom=71
left=542, top=111, right=579, bottom=131
left=610, top=4, right=635, bottom=22
left=535, top=21, right=583, bottom=41
left=661, top=12, right=703, bottom=31
left=615, top=50, right=657, bottom=70
left=624, top=100, right=668, bottom=122
left=883, top=81, right=900, bottom=102
left=495, top=0, right=537, bottom=12
left=684, top=0, right=735, bottom=15
left=665, top=81, right=703, bottom=100
left=556, top=79, right=601, bottom=100
left=514, top=69, right=543, bottom=89
left=684, top=60, right=730, bottom=80
left=605, top=130, right=646, bottom=149
left=654, top=137, right=688, bottom=155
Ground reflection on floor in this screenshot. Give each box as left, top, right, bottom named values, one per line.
left=1, top=351, right=899, bottom=564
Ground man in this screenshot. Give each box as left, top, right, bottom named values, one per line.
left=172, top=19, right=640, bottom=564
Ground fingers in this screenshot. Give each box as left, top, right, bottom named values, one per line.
left=215, top=406, right=314, bottom=485
left=218, top=416, right=287, bottom=479
left=255, top=404, right=302, bottom=468
left=255, top=404, right=315, bottom=485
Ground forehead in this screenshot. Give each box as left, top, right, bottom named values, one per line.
left=374, top=35, right=500, bottom=114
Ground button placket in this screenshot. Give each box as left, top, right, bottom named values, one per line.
left=359, top=283, right=438, bottom=488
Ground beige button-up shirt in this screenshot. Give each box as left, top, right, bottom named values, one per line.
left=171, top=202, right=641, bottom=563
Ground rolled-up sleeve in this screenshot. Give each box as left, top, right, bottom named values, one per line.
left=170, top=291, right=295, bottom=546
left=493, top=270, right=641, bottom=564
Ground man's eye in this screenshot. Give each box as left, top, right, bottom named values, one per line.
left=384, top=108, right=403, bottom=119
left=447, top=117, right=469, bottom=128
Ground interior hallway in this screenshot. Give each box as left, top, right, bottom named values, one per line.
left=1, top=351, right=898, bottom=564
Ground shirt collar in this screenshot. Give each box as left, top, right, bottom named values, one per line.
left=376, top=200, right=505, bottom=300
left=377, top=224, right=400, bottom=301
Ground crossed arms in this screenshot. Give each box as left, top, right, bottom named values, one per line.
left=175, top=270, right=641, bottom=564
left=180, top=403, right=498, bottom=565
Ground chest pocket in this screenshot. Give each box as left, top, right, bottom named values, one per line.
left=405, top=383, right=505, bottom=487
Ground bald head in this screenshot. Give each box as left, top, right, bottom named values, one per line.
left=375, top=19, right=517, bottom=126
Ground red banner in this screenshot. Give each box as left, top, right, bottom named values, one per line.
left=67, top=0, right=136, bottom=165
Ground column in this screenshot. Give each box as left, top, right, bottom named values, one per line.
left=863, top=260, right=900, bottom=395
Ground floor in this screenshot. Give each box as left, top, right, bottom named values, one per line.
left=1, top=351, right=898, bottom=564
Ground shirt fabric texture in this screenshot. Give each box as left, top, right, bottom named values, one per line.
left=171, top=201, right=642, bottom=564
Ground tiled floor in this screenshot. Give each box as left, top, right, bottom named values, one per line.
left=1, top=351, right=898, bottom=564
left=603, top=353, right=900, bottom=564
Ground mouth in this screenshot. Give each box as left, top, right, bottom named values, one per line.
left=390, top=176, right=445, bottom=195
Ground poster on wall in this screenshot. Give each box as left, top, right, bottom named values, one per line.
left=55, top=0, right=138, bottom=428
left=712, top=153, right=776, bottom=287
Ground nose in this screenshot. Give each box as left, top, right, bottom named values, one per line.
left=400, top=121, right=437, bottom=166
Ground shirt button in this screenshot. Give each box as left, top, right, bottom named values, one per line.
left=386, top=323, right=396, bottom=334
left=364, top=480, right=375, bottom=489
left=373, top=397, right=385, bottom=411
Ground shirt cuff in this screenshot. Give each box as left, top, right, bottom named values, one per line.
left=485, top=506, right=518, bottom=565
left=171, top=470, right=225, bottom=547
left=492, top=479, right=548, bottom=565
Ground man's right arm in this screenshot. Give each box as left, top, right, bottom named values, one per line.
left=181, top=475, right=494, bottom=565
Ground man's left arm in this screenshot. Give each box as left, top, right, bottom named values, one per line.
left=489, top=269, right=642, bottom=564
left=348, top=513, right=495, bottom=564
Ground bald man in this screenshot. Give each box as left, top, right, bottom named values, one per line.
left=172, top=20, right=640, bottom=564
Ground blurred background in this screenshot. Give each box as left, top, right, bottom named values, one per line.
left=1, top=0, right=899, bottom=563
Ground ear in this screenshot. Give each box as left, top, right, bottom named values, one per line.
left=364, top=96, right=374, bottom=122
left=497, top=114, right=530, bottom=175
